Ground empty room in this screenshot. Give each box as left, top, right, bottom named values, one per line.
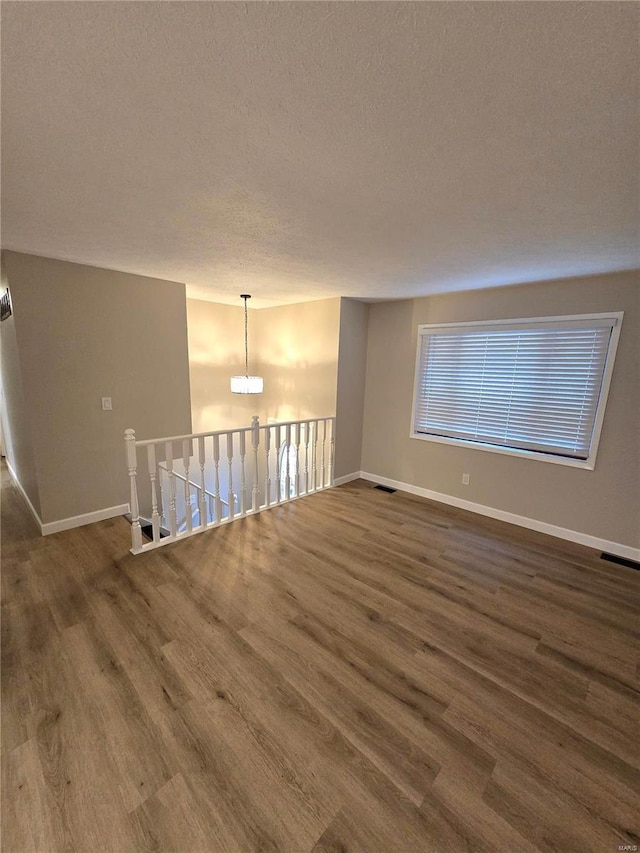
left=1, top=2, right=639, bottom=852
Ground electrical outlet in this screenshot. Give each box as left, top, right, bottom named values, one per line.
left=462, top=473, right=470, bottom=485
left=101, top=397, right=113, bottom=411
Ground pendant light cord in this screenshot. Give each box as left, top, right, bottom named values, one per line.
left=240, top=293, right=251, bottom=376
left=231, top=293, right=261, bottom=394
left=243, top=295, right=249, bottom=377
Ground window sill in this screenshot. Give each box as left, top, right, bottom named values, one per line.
left=409, top=431, right=596, bottom=469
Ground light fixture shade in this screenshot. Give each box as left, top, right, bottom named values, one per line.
left=230, top=375, right=264, bottom=394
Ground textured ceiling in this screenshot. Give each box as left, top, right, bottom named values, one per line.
left=2, top=2, right=638, bottom=307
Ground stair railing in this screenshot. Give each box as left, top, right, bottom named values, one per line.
left=124, top=415, right=335, bottom=554
left=157, top=464, right=234, bottom=531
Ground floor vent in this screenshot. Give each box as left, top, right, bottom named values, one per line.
left=374, top=484, right=397, bottom=494
left=600, top=552, right=640, bottom=571
left=124, top=513, right=171, bottom=542
left=141, top=523, right=171, bottom=542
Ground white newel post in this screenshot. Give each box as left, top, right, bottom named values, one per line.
left=125, top=429, right=143, bottom=552
left=251, top=415, right=260, bottom=512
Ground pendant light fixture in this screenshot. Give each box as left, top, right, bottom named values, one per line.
left=230, top=294, right=263, bottom=394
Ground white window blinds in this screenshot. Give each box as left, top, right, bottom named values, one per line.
left=413, top=315, right=620, bottom=460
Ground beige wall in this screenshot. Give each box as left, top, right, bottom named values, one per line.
left=3, top=252, right=192, bottom=524
left=187, top=299, right=260, bottom=432
left=187, top=296, right=341, bottom=431
left=0, top=255, right=42, bottom=516
left=362, top=271, right=640, bottom=550
left=256, top=298, right=341, bottom=423
left=334, top=298, right=368, bottom=479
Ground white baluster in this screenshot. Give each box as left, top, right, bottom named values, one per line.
left=285, top=424, right=291, bottom=501
left=303, top=421, right=310, bottom=495
left=294, top=422, right=301, bottom=498
left=125, top=429, right=143, bottom=552
left=329, top=418, right=335, bottom=486
left=158, top=470, right=166, bottom=528
left=147, top=443, right=160, bottom=543
left=311, top=420, right=318, bottom=491
left=321, top=419, right=327, bottom=489
left=264, top=425, right=271, bottom=508
left=198, top=436, right=207, bottom=527
left=227, top=432, right=235, bottom=519
left=183, top=439, right=193, bottom=533
left=165, top=441, right=177, bottom=537
left=275, top=424, right=282, bottom=503
left=251, top=415, right=260, bottom=512
left=239, top=429, right=247, bottom=516
left=213, top=434, right=222, bottom=522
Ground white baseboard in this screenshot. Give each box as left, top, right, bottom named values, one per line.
left=5, top=460, right=43, bottom=531
left=41, top=503, right=130, bottom=536
left=358, top=471, right=640, bottom=563
left=334, top=472, right=362, bottom=486
left=5, top=462, right=130, bottom=536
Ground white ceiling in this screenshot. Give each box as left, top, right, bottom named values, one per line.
left=2, top=2, right=638, bottom=307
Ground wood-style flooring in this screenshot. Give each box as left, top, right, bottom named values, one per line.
left=2, top=465, right=639, bottom=852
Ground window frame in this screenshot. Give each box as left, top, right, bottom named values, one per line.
left=409, top=311, right=624, bottom=470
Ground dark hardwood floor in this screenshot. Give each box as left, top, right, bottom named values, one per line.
left=2, top=464, right=639, bottom=852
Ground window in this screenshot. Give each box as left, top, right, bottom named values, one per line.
left=411, top=312, right=623, bottom=468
